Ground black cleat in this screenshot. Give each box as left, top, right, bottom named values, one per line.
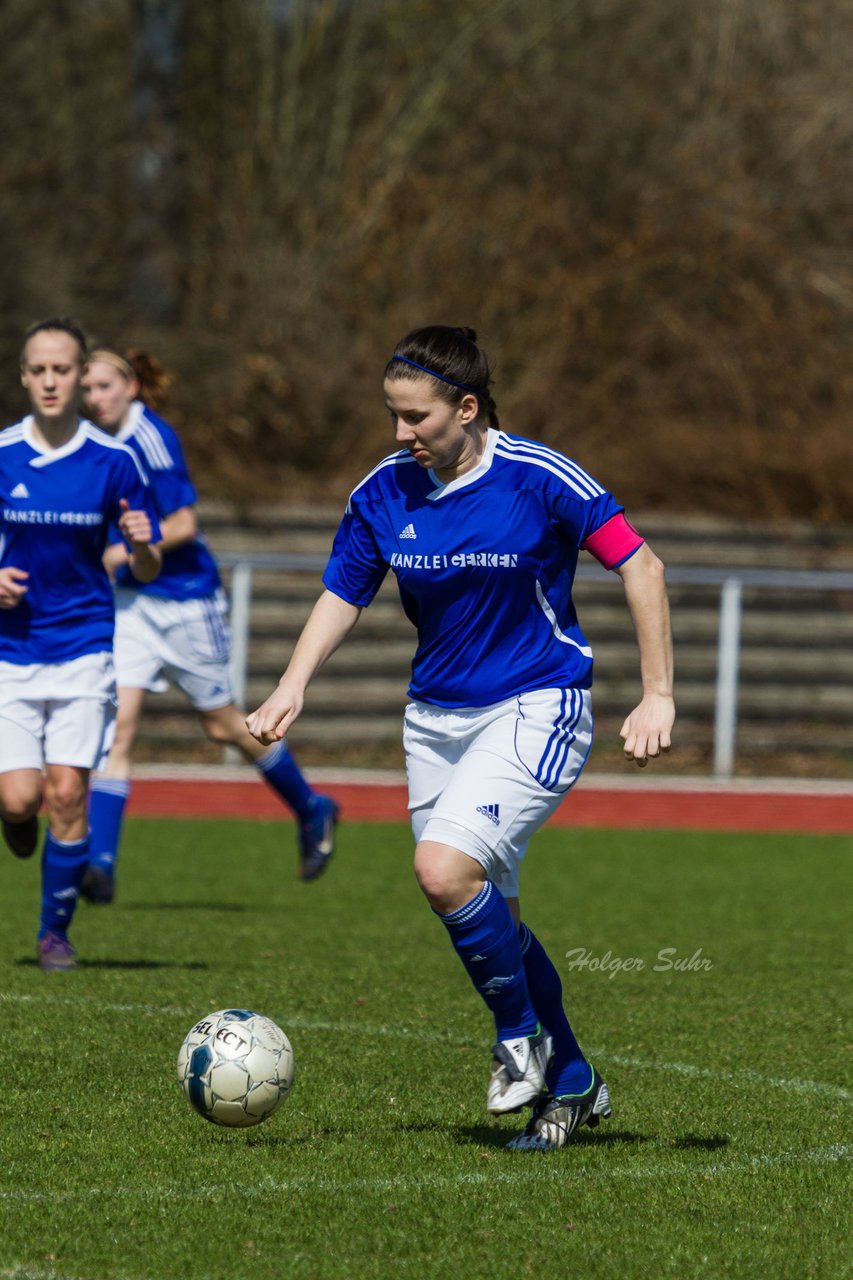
left=298, top=795, right=339, bottom=882
left=3, top=815, right=39, bottom=859
left=80, top=864, right=115, bottom=904
left=506, top=1068, right=612, bottom=1151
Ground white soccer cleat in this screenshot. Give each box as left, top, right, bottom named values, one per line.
left=486, top=1027, right=553, bottom=1114
left=506, top=1068, right=612, bottom=1150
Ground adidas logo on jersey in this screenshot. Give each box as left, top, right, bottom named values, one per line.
left=398, top=523, right=417, bottom=539
left=10, top=482, right=29, bottom=499
left=476, top=803, right=501, bottom=826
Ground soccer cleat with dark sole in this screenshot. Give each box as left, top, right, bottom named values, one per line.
left=298, top=795, right=339, bottom=882
left=2, top=815, right=39, bottom=859
left=80, top=864, right=115, bottom=905
left=506, top=1067, right=612, bottom=1150
left=487, top=1026, right=553, bottom=1114
left=38, top=931, right=77, bottom=972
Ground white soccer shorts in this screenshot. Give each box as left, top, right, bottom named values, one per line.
left=113, top=588, right=234, bottom=711
left=404, top=686, right=593, bottom=899
left=0, top=651, right=117, bottom=772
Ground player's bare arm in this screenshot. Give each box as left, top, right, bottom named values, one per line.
left=0, top=566, right=29, bottom=608
left=103, top=504, right=191, bottom=579
left=117, top=498, right=161, bottom=584
left=156, top=505, right=198, bottom=554
left=102, top=542, right=127, bottom=580
left=247, top=590, right=362, bottom=744
left=615, top=542, right=675, bottom=767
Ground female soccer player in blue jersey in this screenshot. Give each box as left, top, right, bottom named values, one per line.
left=0, top=318, right=161, bottom=971
left=247, top=325, right=675, bottom=1150
left=80, top=347, right=338, bottom=902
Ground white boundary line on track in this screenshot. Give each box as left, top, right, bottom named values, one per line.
left=131, top=762, right=853, bottom=798
left=2, top=992, right=850, bottom=1103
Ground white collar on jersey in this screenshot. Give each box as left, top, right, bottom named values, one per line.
left=427, top=427, right=500, bottom=501
left=23, top=415, right=94, bottom=468
left=116, top=400, right=145, bottom=443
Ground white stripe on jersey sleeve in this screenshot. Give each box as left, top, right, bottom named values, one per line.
left=345, top=450, right=417, bottom=514
left=82, top=423, right=150, bottom=486
left=495, top=443, right=597, bottom=501
left=0, top=423, right=26, bottom=448
left=134, top=418, right=174, bottom=470
left=496, top=435, right=604, bottom=499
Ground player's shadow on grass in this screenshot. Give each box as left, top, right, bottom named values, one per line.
left=454, top=1124, right=652, bottom=1150
left=15, top=957, right=207, bottom=970
left=456, top=1127, right=730, bottom=1151
left=121, top=901, right=255, bottom=913
left=222, top=1128, right=732, bottom=1154
left=668, top=1133, right=729, bottom=1151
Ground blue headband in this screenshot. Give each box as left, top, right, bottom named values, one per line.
left=389, top=355, right=481, bottom=394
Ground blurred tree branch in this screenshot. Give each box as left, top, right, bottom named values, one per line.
left=0, top=0, right=850, bottom=520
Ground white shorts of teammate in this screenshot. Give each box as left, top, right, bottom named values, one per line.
left=113, top=587, right=234, bottom=711
left=404, top=686, right=593, bottom=899
left=0, top=651, right=117, bottom=773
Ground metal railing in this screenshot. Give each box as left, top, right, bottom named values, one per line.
left=218, top=554, right=853, bottom=779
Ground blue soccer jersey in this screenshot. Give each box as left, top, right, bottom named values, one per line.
left=110, top=402, right=221, bottom=601
left=323, top=429, right=640, bottom=708
left=0, top=417, right=161, bottom=664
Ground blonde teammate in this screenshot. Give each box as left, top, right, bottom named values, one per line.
left=81, top=347, right=338, bottom=902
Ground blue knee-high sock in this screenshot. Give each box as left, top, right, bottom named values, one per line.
left=88, top=777, right=130, bottom=874
left=39, top=831, right=90, bottom=940
left=256, top=741, right=314, bottom=821
left=519, top=922, right=593, bottom=1096
left=437, top=883, right=539, bottom=1041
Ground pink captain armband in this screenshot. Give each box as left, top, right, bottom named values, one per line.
left=582, top=513, right=644, bottom=570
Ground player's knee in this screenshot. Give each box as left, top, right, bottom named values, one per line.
left=44, top=779, right=86, bottom=827
left=413, top=842, right=484, bottom=914
left=0, top=788, right=40, bottom=824
left=199, top=711, right=234, bottom=745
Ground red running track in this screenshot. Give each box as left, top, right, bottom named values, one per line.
left=128, top=777, right=853, bottom=835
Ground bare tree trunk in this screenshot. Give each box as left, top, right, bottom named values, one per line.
left=127, top=0, right=184, bottom=324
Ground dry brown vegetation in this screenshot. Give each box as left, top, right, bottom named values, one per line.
left=1, top=0, right=851, bottom=520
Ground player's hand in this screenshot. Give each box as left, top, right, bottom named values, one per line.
left=246, top=681, right=304, bottom=744
left=620, top=693, right=675, bottom=768
left=117, top=497, right=153, bottom=548
left=0, top=566, right=29, bottom=609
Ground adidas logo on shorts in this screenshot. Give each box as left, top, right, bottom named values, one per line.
left=476, top=803, right=501, bottom=826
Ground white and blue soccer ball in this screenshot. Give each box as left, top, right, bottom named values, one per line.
left=177, top=1009, right=295, bottom=1128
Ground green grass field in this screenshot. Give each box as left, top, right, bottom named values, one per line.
left=0, top=818, right=850, bottom=1280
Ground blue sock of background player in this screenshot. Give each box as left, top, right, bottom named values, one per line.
left=519, top=921, right=593, bottom=1096
left=436, top=882, right=540, bottom=1039
left=39, top=830, right=90, bottom=939
left=88, top=739, right=316, bottom=879
left=87, top=776, right=130, bottom=877
left=255, top=739, right=315, bottom=821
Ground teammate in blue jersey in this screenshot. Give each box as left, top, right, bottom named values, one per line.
left=0, top=318, right=161, bottom=971
left=80, top=346, right=338, bottom=902
left=247, top=325, right=675, bottom=1150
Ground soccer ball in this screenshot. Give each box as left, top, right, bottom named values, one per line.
left=177, top=1008, right=295, bottom=1128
